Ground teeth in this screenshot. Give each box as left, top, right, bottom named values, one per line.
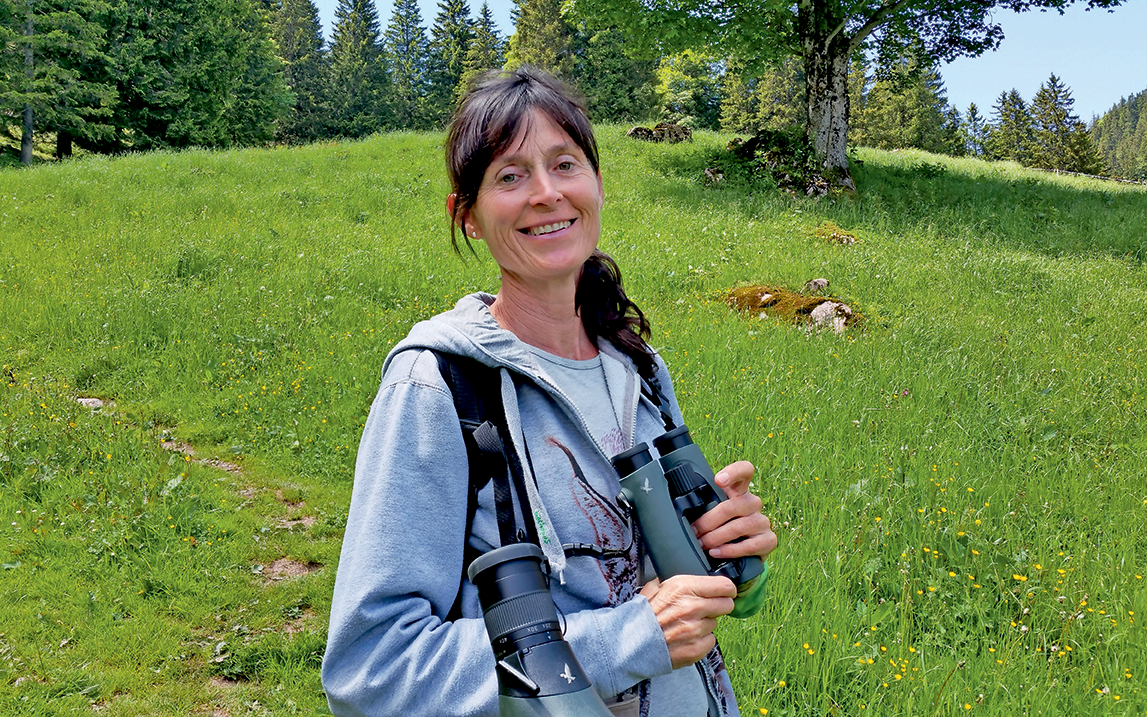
left=527, top=220, right=571, bottom=236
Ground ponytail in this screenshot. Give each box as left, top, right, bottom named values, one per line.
left=576, top=250, right=657, bottom=380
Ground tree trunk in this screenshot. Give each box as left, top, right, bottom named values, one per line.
left=799, top=0, right=855, bottom=192
left=21, top=0, right=33, bottom=166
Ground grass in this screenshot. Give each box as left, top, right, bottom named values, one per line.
left=2, top=127, right=1145, bottom=716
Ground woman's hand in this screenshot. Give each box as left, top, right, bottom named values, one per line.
left=640, top=576, right=736, bottom=670
left=691, top=461, right=777, bottom=562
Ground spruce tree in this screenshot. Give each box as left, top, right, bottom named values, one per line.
left=0, top=0, right=118, bottom=161
left=962, top=102, right=986, bottom=156
left=1029, top=73, right=1101, bottom=173
left=987, top=89, right=1032, bottom=164
left=270, top=0, right=330, bottom=142
left=505, top=0, right=574, bottom=78
left=755, top=56, right=805, bottom=132
left=424, top=0, right=472, bottom=127
left=456, top=1, right=502, bottom=101
left=384, top=0, right=430, bottom=129
left=328, top=0, right=389, bottom=136
left=575, top=26, right=655, bottom=123
left=851, top=55, right=953, bottom=153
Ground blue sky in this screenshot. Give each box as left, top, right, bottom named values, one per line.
left=312, top=0, right=1147, bottom=121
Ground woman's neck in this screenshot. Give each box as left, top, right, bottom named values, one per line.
left=490, top=277, right=597, bottom=360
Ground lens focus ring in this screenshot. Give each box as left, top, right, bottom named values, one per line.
left=481, top=589, right=560, bottom=644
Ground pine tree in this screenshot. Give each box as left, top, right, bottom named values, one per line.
left=270, top=0, right=329, bottom=142
left=456, top=1, right=502, bottom=101
left=755, top=56, right=805, bottom=132
left=719, top=60, right=758, bottom=134
left=986, top=89, right=1032, bottom=164
left=1092, top=89, right=1147, bottom=179
left=384, top=0, right=430, bottom=129
left=505, top=0, right=574, bottom=78
left=327, top=0, right=389, bottom=136
left=424, top=0, right=472, bottom=127
left=575, top=25, right=655, bottom=123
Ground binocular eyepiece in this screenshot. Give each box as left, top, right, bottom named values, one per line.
left=468, top=543, right=614, bottom=716
left=613, top=425, right=766, bottom=589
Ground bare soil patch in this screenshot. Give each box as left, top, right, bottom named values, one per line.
left=263, top=558, right=321, bottom=582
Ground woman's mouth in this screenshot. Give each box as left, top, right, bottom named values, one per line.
left=522, top=219, right=573, bottom=236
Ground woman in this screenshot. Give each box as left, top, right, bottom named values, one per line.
left=322, top=67, right=777, bottom=717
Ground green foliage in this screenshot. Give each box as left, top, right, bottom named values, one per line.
left=574, top=26, right=657, bottom=124
left=384, top=0, right=431, bottom=129
left=270, top=0, right=331, bottom=143
left=456, top=0, right=502, bottom=102
left=850, top=52, right=961, bottom=156
left=655, top=49, right=722, bottom=130
left=987, top=89, right=1033, bottom=164
left=1091, top=88, right=1147, bottom=180
left=1028, top=73, right=1104, bottom=174
left=424, top=0, right=473, bottom=128
left=327, top=0, right=390, bottom=137
left=504, top=0, right=575, bottom=77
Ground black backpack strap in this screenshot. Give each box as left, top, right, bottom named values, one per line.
left=641, top=372, right=678, bottom=432
left=433, top=351, right=535, bottom=621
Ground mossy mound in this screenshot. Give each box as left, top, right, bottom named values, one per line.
left=725, top=284, right=863, bottom=333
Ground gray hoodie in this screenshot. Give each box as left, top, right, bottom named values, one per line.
left=322, top=293, right=740, bottom=717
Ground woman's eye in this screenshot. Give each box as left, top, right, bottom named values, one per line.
left=557, top=161, right=574, bottom=171
left=498, top=172, right=518, bottom=184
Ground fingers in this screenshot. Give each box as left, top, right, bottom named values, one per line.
left=643, top=575, right=736, bottom=670
left=714, top=460, right=755, bottom=496
left=691, top=484, right=762, bottom=538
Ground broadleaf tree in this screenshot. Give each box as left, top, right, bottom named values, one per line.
left=569, top=0, right=1128, bottom=190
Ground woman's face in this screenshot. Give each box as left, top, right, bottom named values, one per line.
left=464, top=109, right=603, bottom=293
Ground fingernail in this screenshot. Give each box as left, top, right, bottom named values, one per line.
left=709, top=548, right=722, bottom=558
left=715, top=471, right=729, bottom=486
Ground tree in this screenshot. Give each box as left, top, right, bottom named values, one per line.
left=270, top=0, right=329, bottom=142
left=570, top=0, right=1128, bottom=190
left=987, top=89, right=1033, bottom=163
left=1029, top=73, right=1102, bottom=173
left=574, top=25, right=656, bottom=123
left=1091, top=88, right=1147, bottom=179
left=655, top=49, right=721, bottom=130
left=0, top=0, right=117, bottom=162
left=425, top=0, right=472, bottom=127
left=101, top=0, right=291, bottom=151
left=851, top=52, right=957, bottom=154
left=384, top=0, right=430, bottom=128
left=505, top=0, right=574, bottom=78
left=962, top=102, right=986, bottom=156
left=456, top=1, right=502, bottom=101
left=327, top=0, right=389, bottom=136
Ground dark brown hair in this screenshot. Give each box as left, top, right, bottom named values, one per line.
left=445, top=66, right=656, bottom=379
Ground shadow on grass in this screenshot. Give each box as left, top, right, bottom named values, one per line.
left=631, top=141, right=1147, bottom=263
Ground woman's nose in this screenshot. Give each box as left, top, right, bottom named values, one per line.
left=529, top=171, right=562, bottom=206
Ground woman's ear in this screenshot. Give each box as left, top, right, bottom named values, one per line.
left=446, top=193, right=458, bottom=222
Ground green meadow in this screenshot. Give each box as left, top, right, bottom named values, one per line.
left=2, top=129, right=1145, bottom=716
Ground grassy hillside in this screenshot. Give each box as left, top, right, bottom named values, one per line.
left=2, top=129, right=1145, bottom=716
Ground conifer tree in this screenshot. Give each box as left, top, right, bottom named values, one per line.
left=102, top=0, right=290, bottom=151
left=505, top=0, right=574, bottom=78
left=0, top=0, right=118, bottom=161
left=755, top=56, right=805, bottom=132
left=456, top=1, right=502, bottom=101
left=1029, top=73, right=1102, bottom=173
left=1092, top=89, right=1146, bottom=179
left=987, top=89, right=1032, bottom=164
left=425, top=0, right=472, bottom=127
left=384, top=0, right=430, bottom=128
left=851, top=54, right=954, bottom=154
left=575, top=25, right=655, bottom=123
left=328, top=0, right=389, bottom=136
left=962, top=102, right=986, bottom=156
left=270, top=0, right=330, bottom=142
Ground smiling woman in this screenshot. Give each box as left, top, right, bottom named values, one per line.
left=321, top=66, right=777, bottom=717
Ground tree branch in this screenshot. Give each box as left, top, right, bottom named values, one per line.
left=845, top=0, right=917, bottom=52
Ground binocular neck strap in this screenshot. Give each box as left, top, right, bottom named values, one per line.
left=641, top=373, right=677, bottom=432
